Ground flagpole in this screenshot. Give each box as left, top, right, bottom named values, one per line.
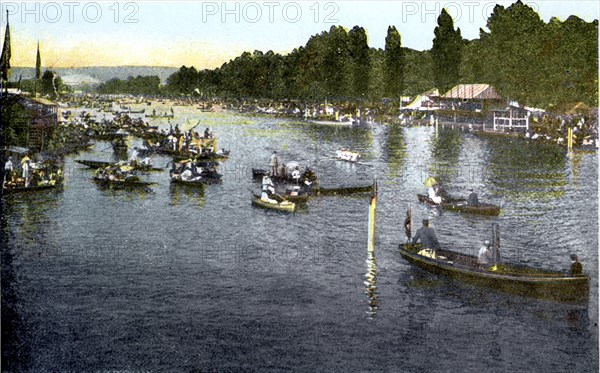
left=1, top=9, right=11, bottom=95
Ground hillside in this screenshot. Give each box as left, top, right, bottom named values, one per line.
left=8, top=66, right=179, bottom=85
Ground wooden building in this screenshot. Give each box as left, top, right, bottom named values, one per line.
left=25, top=97, right=59, bottom=150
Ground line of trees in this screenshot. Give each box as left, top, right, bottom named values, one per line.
left=134, top=2, right=597, bottom=109
left=97, top=75, right=161, bottom=95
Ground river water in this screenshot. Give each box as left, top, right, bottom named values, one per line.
left=2, top=106, right=598, bottom=372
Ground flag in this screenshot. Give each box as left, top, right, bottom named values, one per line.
left=36, top=42, right=42, bottom=80
left=0, top=10, right=11, bottom=81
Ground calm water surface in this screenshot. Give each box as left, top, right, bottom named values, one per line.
left=2, top=106, right=598, bottom=372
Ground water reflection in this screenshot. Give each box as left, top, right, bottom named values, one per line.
left=485, top=135, right=568, bottom=202
left=5, top=192, right=63, bottom=259
left=169, top=183, right=206, bottom=208
left=384, top=124, right=407, bottom=179
left=364, top=249, right=379, bottom=318
left=428, top=129, right=463, bottom=185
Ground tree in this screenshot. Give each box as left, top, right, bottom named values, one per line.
left=384, top=26, right=404, bottom=98
left=166, top=65, right=199, bottom=94
left=431, top=9, right=463, bottom=94
left=322, top=26, right=351, bottom=98
left=40, top=70, right=62, bottom=97
left=484, top=1, right=544, bottom=104
left=348, top=26, right=371, bottom=98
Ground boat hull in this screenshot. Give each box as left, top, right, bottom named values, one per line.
left=2, top=184, right=61, bottom=195
left=251, top=194, right=295, bottom=212
left=399, top=244, right=589, bottom=303
left=417, top=194, right=500, bottom=216
left=76, top=160, right=162, bottom=172
left=171, top=174, right=222, bottom=186
left=93, top=177, right=156, bottom=189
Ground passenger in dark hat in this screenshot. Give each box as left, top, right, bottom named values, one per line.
left=412, top=219, right=440, bottom=251
left=569, top=254, right=583, bottom=276
left=467, top=189, right=479, bottom=207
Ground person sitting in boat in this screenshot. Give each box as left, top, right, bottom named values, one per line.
left=477, top=240, right=495, bottom=268
left=467, top=190, right=479, bottom=207
left=261, top=190, right=277, bottom=203
left=262, top=174, right=275, bottom=194
left=412, top=219, right=441, bottom=251
left=428, top=184, right=443, bottom=205
left=180, top=167, right=200, bottom=181
left=204, top=127, right=211, bottom=139
left=569, top=254, right=583, bottom=276
left=292, top=166, right=301, bottom=184
left=302, top=167, right=317, bottom=185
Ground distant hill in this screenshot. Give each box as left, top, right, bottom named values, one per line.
left=8, top=66, right=179, bottom=85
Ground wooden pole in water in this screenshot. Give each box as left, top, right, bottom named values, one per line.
left=368, top=180, right=378, bottom=252
left=568, top=127, right=573, bottom=151
left=491, top=223, right=500, bottom=264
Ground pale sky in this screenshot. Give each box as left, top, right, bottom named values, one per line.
left=1, top=1, right=598, bottom=68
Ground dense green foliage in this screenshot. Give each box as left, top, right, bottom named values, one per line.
left=97, top=75, right=161, bottom=95
left=1, top=96, right=34, bottom=147
left=40, top=70, right=64, bottom=97
left=431, top=9, right=462, bottom=94
left=162, top=2, right=598, bottom=108
left=384, top=26, right=404, bottom=98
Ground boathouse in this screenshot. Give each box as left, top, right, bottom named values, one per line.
left=26, top=97, right=59, bottom=150
left=441, top=84, right=503, bottom=111
left=2, top=93, right=59, bottom=151
left=489, top=104, right=534, bottom=134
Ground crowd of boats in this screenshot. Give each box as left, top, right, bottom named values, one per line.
left=2, top=97, right=592, bottom=305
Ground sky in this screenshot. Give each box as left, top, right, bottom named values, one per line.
left=1, top=1, right=598, bottom=68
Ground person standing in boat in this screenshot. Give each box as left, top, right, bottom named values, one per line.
left=569, top=254, right=583, bottom=276
left=270, top=151, right=280, bottom=177
left=478, top=240, right=495, bottom=268
left=4, top=156, right=14, bottom=182
left=21, top=154, right=31, bottom=187
left=412, top=219, right=440, bottom=251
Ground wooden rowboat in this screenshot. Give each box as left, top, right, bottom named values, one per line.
left=399, top=243, right=589, bottom=303
left=170, top=173, right=222, bottom=186
left=417, top=194, right=500, bottom=216
left=251, top=193, right=295, bottom=212
left=2, top=183, right=61, bottom=195
left=316, top=184, right=374, bottom=196
left=93, top=177, right=156, bottom=189
left=75, top=160, right=162, bottom=172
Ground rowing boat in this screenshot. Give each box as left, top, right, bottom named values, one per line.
left=168, top=150, right=230, bottom=162
left=171, top=173, right=222, bottom=186
left=75, top=160, right=162, bottom=172
left=283, top=187, right=311, bottom=203
left=399, top=243, right=589, bottom=303
left=251, top=193, right=295, bottom=212
left=417, top=194, right=500, bottom=216
left=2, top=183, right=61, bottom=195
left=252, top=168, right=318, bottom=185
left=316, top=184, right=374, bottom=196
left=93, top=177, right=156, bottom=189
